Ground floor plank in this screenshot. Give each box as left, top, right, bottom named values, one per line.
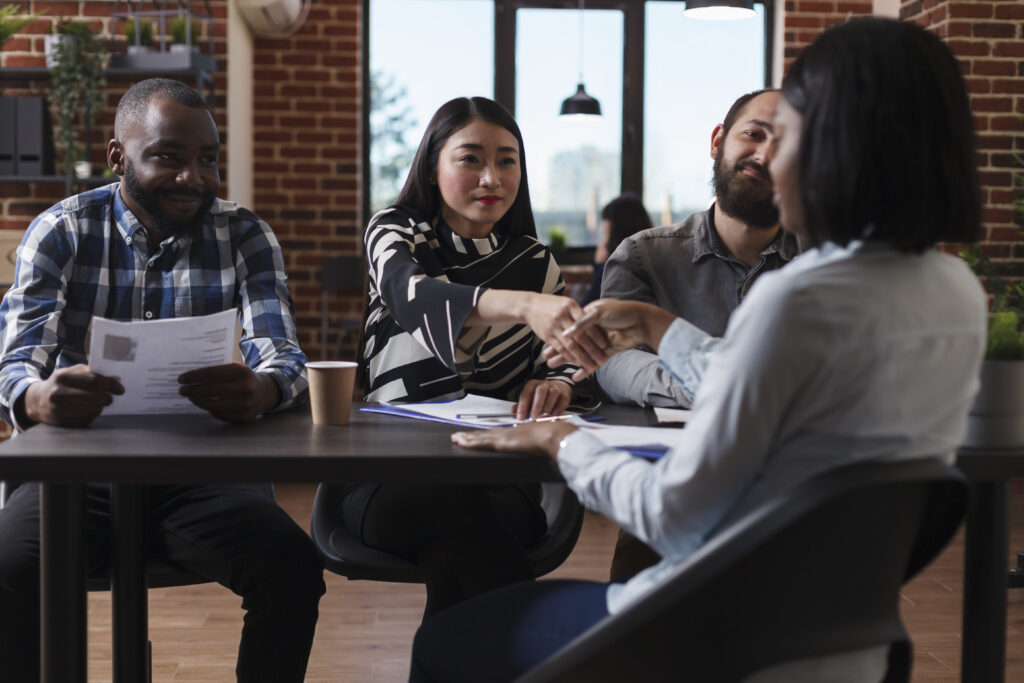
left=78, top=483, right=1024, bottom=682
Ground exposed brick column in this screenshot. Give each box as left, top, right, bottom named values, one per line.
left=250, top=0, right=362, bottom=361
left=901, top=0, right=1023, bottom=267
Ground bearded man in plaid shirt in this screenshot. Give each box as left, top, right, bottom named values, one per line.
left=0, top=78, right=325, bottom=683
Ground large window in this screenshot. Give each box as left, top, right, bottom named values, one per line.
left=516, top=8, right=623, bottom=246
left=367, top=0, right=494, bottom=214
left=643, top=2, right=767, bottom=224
left=365, top=0, right=771, bottom=243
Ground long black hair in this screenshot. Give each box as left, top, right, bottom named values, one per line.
left=782, top=17, right=980, bottom=252
left=395, top=96, right=537, bottom=239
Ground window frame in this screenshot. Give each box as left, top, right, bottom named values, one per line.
left=361, top=0, right=774, bottom=230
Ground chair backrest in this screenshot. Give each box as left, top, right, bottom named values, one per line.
left=322, top=255, right=364, bottom=293
left=517, top=457, right=968, bottom=683
left=310, top=482, right=585, bottom=583
left=320, top=255, right=365, bottom=361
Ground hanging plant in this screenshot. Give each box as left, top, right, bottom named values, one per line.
left=0, top=4, right=45, bottom=50
left=46, top=20, right=107, bottom=179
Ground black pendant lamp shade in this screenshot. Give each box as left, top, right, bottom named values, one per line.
left=560, top=83, right=602, bottom=116
left=684, top=0, right=756, bottom=20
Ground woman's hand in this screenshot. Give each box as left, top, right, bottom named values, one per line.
left=452, top=421, right=578, bottom=459
left=521, top=293, right=610, bottom=371
left=515, top=378, right=572, bottom=420
left=544, top=299, right=677, bottom=381
left=471, top=291, right=611, bottom=372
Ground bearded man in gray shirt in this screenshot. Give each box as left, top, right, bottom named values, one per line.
left=597, top=89, right=799, bottom=409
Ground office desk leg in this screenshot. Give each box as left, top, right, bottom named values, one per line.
left=962, top=480, right=1007, bottom=683
left=111, top=484, right=148, bottom=683
left=41, top=483, right=86, bottom=683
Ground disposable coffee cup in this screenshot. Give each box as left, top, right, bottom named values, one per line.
left=306, top=361, right=357, bottom=426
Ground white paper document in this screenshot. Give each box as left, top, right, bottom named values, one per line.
left=575, top=423, right=677, bottom=459
left=653, top=407, right=691, bottom=424
left=88, top=308, right=237, bottom=415
left=372, top=395, right=524, bottom=429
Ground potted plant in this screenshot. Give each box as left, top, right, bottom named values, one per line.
left=46, top=20, right=107, bottom=183
left=0, top=4, right=45, bottom=51
left=169, top=14, right=198, bottom=53
left=961, top=188, right=1024, bottom=447
left=122, top=17, right=154, bottom=55
left=547, top=226, right=567, bottom=253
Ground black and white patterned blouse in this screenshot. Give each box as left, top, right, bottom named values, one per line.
left=362, top=205, right=575, bottom=403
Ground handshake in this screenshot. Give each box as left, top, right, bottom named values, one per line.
left=540, top=299, right=678, bottom=382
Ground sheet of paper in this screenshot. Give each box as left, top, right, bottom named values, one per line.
left=378, top=394, right=522, bottom=429
left=89, top=308, right=237, bottom=415
left=653, top=407, right=691, bottom=424
left=575, top=422, right=677, bottom=459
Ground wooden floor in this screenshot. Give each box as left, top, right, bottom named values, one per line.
left=80, top=483, right=1024, bottom=682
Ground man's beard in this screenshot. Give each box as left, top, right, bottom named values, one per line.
left=123, top=161, right=215, bottom=239
left=712, top=148, right=779, bottom=228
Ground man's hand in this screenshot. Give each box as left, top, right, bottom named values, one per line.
left=520, top=293, right=609, bottom=369
left=451, top=421, right=577, bottom=459
left=515, top=378, right=572, bottom=421
left=22, top=365, right=125, bottom=428
left=178, top=363, right=280, bottom=424
left=544, top=299, right=677, bottom=381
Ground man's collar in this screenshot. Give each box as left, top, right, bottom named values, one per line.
left=111, top=182, right=147, bottom=243
left=696, top=202, right=798, bottom=263
left=690, top=205, right=720, bottom=263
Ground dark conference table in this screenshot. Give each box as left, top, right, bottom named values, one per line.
left=0, top=404, right=1016, bottom=683
left=0, top=403, right=645, bottom=683
left=953, top=447, right=1024, bottom=683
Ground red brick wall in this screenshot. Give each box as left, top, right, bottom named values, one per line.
left=899, top=0, right=1024, bottom=265
left=782, top=0, right=873, bottom=70
left=0, top=1, right=231, bottom=217
left=251, top=0, right=362, bottom=362
left=782, top=0, right=1024, bottom=280
left=0, top=1, right=363, bottom=362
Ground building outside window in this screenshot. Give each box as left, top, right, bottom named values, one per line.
left=366, top=0, right=770, bottom=246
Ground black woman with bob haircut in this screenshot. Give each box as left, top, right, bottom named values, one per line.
left=323, top=97, right=602, bottom=620
left=411, top=18, right=986, bottom=682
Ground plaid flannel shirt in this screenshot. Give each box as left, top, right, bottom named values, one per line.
left=0, top=183, right=307, bottom=427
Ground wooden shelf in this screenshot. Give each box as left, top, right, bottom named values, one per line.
left=0, top=55, right=216, bottom=102
left=0, top=175, right=112, bottom=186
left=1, top=55, right=216, bottom=81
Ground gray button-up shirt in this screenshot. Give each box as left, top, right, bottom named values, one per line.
left=596, top=205, right=799, bottom=407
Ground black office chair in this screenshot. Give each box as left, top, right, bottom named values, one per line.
left=310, top=482, right=585, bottom=583
left=320, top=255, right=364, bottom=360
left=516, top=457, right=968, bottom=683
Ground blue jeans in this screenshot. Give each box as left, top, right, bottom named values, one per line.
left=410, top=579, right=612, bottom=682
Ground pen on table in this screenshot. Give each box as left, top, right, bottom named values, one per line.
left=455, top=412, right=517, bottom=419
left=455, top=412, right=575, bottom=423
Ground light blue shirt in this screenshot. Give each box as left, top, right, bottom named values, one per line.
left=558, top=241, right=986, bottom=617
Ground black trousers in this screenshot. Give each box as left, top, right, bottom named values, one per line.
left=338, top=482, right=547, bottom=618
left=0, top=482, right=326, bottom=683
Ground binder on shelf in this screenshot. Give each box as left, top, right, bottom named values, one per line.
left=15, top=97, right=53, bottom=176
left=0, top=97, right=15, bottom=175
